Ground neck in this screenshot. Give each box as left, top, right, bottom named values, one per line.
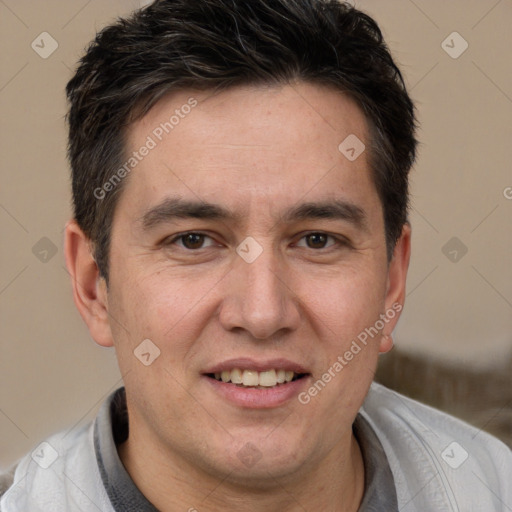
left=117, top=422, right=365, bottom=512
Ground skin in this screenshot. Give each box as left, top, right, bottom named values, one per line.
left=65, top=82, right=411, bottom=511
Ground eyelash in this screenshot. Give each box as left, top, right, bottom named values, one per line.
left=164, top=231, right=348, bottom=251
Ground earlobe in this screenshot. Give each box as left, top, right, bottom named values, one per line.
left=379, top=223, right=411, bottom=353
left=64, top=220, right=114, bottom=347
left=379, top=334, right=394, bottom=354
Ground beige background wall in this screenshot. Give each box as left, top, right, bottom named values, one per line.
left=1, top=0, right=511, bottom=469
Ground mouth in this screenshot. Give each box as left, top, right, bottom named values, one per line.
left=205, top=368, right=309, bottom=389
left=202, top=359, right=311, bottom=408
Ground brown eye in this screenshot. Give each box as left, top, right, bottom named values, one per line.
left=295, top=232, right=347, bottom=251
left=166, top=232, right=216, bottom=250
left=305, top=233, right=329, bottom=249
left=180, top=233, right=207, bottom=249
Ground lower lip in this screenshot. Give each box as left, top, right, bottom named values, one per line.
left=203, top=375, right=310, bottom=409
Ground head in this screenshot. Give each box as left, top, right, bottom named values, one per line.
left=65, top=0, right=416, bottom=496
left=66, top=0, right=416, bottom=284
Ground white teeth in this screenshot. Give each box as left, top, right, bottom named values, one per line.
left=242, top=370, right=259, bottom=386
left=231, top=368, right=243, bottom=384
left=212, top=368, right=302, bottom=387
left=259, top=369, right=277, bottom=387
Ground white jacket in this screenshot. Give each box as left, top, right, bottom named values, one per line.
left=1, top=382, right=511, bottom=511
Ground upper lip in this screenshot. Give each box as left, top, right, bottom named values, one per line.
left=203, top=358, right=309, bottom=375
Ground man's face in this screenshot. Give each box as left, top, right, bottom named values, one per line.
left=102, top=83, right=406, bottom=482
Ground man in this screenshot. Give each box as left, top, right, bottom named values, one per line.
left=1, top=0, right=510, bottom=510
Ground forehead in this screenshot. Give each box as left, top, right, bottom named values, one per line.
left=116, top=82, right=377, bottom=225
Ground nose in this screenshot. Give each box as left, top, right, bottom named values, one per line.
left=218, top=244, right=302, bottom=340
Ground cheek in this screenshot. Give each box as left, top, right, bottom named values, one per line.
left=295, top=268, right=387, bottom=422
left=109, top=266, right=220, bottom=364
left=300, top=263, right=388, bottom=343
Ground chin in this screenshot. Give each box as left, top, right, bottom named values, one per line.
left=208, top=435, right=310, bottom=485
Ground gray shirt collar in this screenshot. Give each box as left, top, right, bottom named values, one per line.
left=94, top=388, right=158, bottom=511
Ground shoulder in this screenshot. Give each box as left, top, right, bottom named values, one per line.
left=0, top=464, right=17, bottom=499
left=0, top=421, right=112, bottom=512
left=361, top=382, right=512, bottom=511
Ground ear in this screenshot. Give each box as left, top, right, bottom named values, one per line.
left=64, top=219, right=114, bottom=347
left=379, top=222, right=411, bottom=354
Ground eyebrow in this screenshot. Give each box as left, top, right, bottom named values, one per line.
left=139, top=196, right=368, bottom=232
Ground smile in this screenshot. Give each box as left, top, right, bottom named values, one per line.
left=207, top=368, right=307, bottom=388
